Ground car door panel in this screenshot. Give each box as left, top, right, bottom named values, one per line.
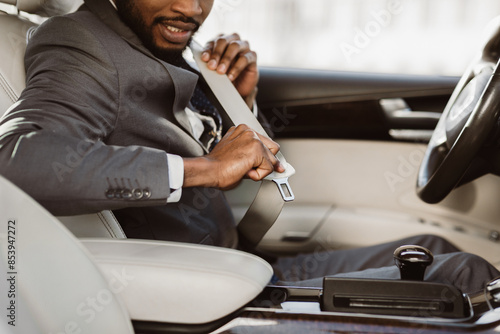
left=257, top=67, right=458, bottom=140
left=227, top=68, right=500, bottom=268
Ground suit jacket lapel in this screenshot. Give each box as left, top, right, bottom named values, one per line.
left=82, top=0, right=204, bottom=151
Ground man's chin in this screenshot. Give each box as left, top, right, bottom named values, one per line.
left=143, top=35, right=192, bottom=65
left=162, top=42, right=189, bottom=52
left=150, top=45, right=187, bottom=66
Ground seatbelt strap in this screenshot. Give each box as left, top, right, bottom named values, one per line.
left=190, top=41, right=295, bottom=248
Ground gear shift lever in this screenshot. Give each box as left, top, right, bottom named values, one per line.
left=393, top=245, right=433, bottom=281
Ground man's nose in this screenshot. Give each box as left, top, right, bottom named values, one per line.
left=171, top=0, right=203, bottom=17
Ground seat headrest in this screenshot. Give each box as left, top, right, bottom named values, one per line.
left=1, top=0, right=82, bottom=16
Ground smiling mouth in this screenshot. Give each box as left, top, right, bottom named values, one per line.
left=157, top=19, right=199, bottom=46
left=164, top=24, right=186, bottom=33
left=158, top=24, right=191, bottom=45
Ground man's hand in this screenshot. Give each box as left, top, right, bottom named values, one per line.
left=201, top=33, right=258, bottom=107
left=183, top=125, right=284, bottom=189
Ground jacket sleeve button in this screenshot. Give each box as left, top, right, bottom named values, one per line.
left=105, top=189, right=115, bottom=199
left=122, top=188, right=133, bottom=200
left=132, top=188, right=143, bottom=199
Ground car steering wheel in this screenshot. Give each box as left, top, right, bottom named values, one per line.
left=417, top=28, right=500, bottom=204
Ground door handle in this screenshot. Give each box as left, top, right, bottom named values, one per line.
left=380, top=98, right=441, bottom=130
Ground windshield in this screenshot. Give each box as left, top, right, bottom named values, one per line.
left=198, top=0, right=500, bottom=76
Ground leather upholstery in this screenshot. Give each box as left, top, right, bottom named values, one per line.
left=82, top=239, right=273, bottom=324
left=0, top=0, right=124, bottom=238
left=0, top=13, right=35, bottom=113
left=58, top=211, right=127, bottom=238
left=17, top=0, right=82, bottom=16
left=0, top=175, right=135, bottom=333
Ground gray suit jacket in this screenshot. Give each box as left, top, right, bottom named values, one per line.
left=0, top=0, right=237, bottom=247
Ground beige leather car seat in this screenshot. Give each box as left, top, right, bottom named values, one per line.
left=0, top=175, right=135, bottom=333
left=0, top=0, right=125, bottom=238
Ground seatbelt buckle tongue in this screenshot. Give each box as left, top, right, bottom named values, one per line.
left=264, top=151, right=295, bottom=201
left=272, top=177, right=295, bottom=202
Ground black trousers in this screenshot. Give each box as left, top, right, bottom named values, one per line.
left=272, top=234, right=500, bottom=294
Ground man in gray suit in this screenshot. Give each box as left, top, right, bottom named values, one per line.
left=0, top=0, right=498, bottom=293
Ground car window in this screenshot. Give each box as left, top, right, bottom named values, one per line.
left=197, top=0, right=500, bottom=76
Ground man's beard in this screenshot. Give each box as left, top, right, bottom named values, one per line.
left=115, top=0, right=199, bottom=66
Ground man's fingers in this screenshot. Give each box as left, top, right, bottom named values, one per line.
left=248, top=131, right=285, bottom=176
left=246, top=167, right=269, bottom=182
left=200, top=34, right=259, bottom=98
left=212, top=124, right=284, bottom=187
left=202, top=33, right=248, bottom=72
left=256, top=132, right=280, bottom=155
left=201, top=33, right=223, bottom=60
left=231, top=125, right=283, bottom=172
left=246, top=155, right=278, bottom=181
left=221, top=124, right=249, bottom=141
left=227, top=51, right=257, bottom=81
left=214, top=40, right=250, bottom=74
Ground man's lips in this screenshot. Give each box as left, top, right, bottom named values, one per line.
left=157, top=20, right=198, bottom=45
